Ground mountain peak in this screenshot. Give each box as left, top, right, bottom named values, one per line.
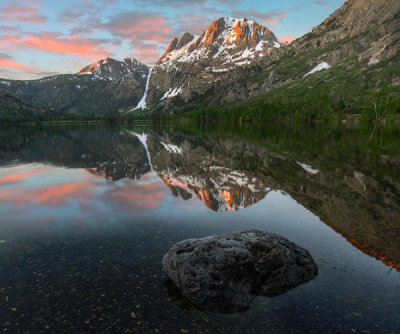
left=78, top=57, right=148, bottom=81
left=147, top=16, right=281, bottom=109
left=156, top=17, right=279, bottom=66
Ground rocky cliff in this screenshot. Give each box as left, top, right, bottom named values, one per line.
left=143, top=18, right=280, bottom=112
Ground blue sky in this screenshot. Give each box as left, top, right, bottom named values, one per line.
left=0, top=0, right=344, bottom=80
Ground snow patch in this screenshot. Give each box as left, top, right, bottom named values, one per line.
left=212, top=68, right=232, bottom=73
left=160, top=34, right=201, bottom=65
left=161, top=86, right=182, bottom=100
left=235, top=60, right=251, bottom=66
left=303, top=62, right=331, bottom=77
left=160, top=142, right=182, bottom=154
left=297, top=162, right=320, bottom=175
left=255, top=40, right=269, bottom=51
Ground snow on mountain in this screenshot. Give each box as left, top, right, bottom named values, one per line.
left=161, top=87, right=183, bottom=100
left=157, top=17, right=280, bottom=68
left=303, top=62, right=331, bottom=77
left=297, top=162, right=320, bottom=175
left=144, top=17, right=281, bottom=110
left=78, top=57, right=149, bottom=81
left=160, top=142, right=183, bottom=154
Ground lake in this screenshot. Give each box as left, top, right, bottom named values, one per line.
left=0, top=123, right=399, bottom=333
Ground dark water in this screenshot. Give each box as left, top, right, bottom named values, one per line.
left=0, top=123, right=399, bottom=333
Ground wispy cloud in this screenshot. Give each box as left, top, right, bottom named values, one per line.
left=231, top=8, right=287, bottom=26
left=98, top=12, right=174, bottom=43
left=130, top=41, right=163, bottom=64
left=313, top=1, right=330, bottom=6
left=0, top=52, right=36, bottom=72
left=0, top=0, right=47, bottom=24
left=0, top=33, right=112, bottom=60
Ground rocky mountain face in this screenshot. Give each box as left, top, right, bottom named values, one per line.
left=143, top=17, right=280, bottom=112
left=0, top=58, right=149, bottom=115
left=291, top=0, right=400, bottom=64
left=143, top=0, right=400, bottom=113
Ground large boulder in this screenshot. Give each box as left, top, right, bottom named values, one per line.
left=163, top=230, right=318, bottom=313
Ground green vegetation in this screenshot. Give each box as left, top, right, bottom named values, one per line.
left=0, top=109, right=153, bottom=125
left=170, top=51, right=400, bottom=124
left=173, top=87, right=399, bottom=124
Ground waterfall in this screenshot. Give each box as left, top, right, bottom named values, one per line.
left=134, top=67, right=152, bottom=110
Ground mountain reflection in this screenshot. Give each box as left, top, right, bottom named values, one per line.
left=157, top=170, right=268, bottom=212
left=0, top=126, right=399, bottom=271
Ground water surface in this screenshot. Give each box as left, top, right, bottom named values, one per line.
left=0, top=124, right=399, bottom=333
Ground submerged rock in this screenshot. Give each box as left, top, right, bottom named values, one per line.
left=163, top=230, right=318, bottom=313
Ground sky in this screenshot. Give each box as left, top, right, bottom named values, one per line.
left=0, top=0, right=344, bottom=80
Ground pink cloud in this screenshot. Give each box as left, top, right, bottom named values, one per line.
left=0, top=33, right=112, bottom=60
left=279, top=35, right=296, bottom=44
left=100, top=12, right=174, bottom=43
left=0, top=0, right=47, bottom=24
left=0, top=34, right=21, bottom=49
left=23, top=33, right=111, bottom=59
left=130, top=42, right=161, bottom=64
left=176, top=14, right=215, bottom=35
left=0, top=58, right=36, bottom=72
left=261, top=13, right=287, bottom=26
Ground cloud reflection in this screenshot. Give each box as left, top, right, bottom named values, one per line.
left=0, top=169, right=47, bottom=185
left=0, top=181, right=93, bottom=207
left=106, top=179, right=167, bottom=210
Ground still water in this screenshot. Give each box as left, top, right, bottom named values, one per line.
left=0, top=124, right=399, bottom=333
